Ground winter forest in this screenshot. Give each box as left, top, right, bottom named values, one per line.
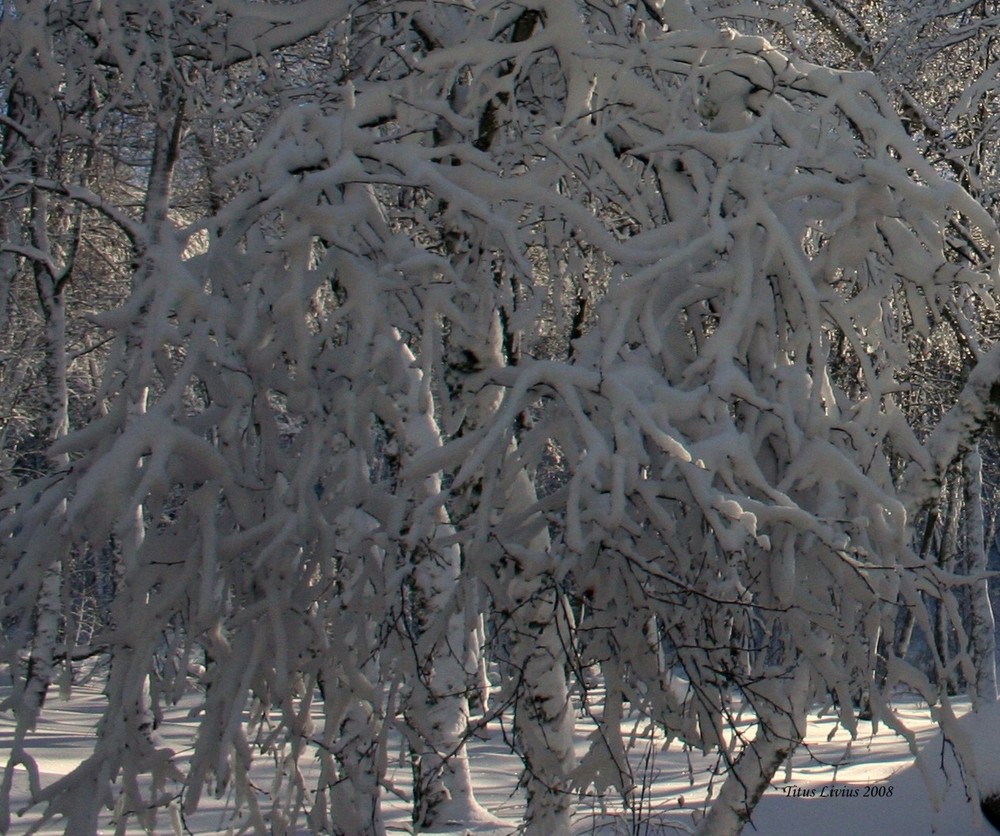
left=10, top=0, right=1000, bottom=834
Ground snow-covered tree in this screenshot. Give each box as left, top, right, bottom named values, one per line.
left=4, top=1, right=1000, bottom=834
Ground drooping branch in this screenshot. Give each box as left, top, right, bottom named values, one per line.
left=906, top=341, right=1000, bottom=515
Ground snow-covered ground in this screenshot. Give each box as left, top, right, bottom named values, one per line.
left=2, top=682, right=999, bottom=835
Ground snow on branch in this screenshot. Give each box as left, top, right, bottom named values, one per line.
left=3, top=2, right=1000, bottom=832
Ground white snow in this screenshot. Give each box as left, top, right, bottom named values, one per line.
left=3, top=679, right=999, bottom=835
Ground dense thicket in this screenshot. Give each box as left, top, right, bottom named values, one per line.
left=4, top=2, right=1000, bottom=834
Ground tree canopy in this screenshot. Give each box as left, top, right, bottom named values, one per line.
left=3, top=2, right=1000, bottom=834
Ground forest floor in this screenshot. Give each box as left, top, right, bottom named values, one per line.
left=1, top=678, right=997, bottom=835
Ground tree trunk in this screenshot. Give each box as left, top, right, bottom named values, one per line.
left=504, top=469, right=576, bottom=836
left=513, top=584, right=576, bottom=836
left=392, top=331, right=499, bottom=829
left=695, top=666, right=809, bottom=836
left=936, top=476, right=962, bottom=694
left=22, top=216, right=69, bottom=724
left=329, top=700, right=387, bottom=836
left=315, top=509, right=389, bottom=836
left=965, top=448, right=997, bottom=702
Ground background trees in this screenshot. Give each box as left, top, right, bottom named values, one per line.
left=3, top=1, right=1000, bottom=834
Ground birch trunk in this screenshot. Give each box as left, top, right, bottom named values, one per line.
left=17, top=169, right=70, bottom=722
left=2, top=269, right=70, bottom=832
left=694, top=667, right=809, bottom=836
left=392, top=331, right=499, bottom=829
left=329, top=700, right=386, bottom=836
left=964, top=448, right=997, bottom=702
left=936, top=476, right=962, bottom=695
left=313, top=508, right=389, bottom=836
left=504, top=469, right=576, bottom=836
left=456, top=303, right=576, bottom=833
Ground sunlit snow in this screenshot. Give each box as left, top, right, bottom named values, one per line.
left=3, top=677, right=998, bottom=835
